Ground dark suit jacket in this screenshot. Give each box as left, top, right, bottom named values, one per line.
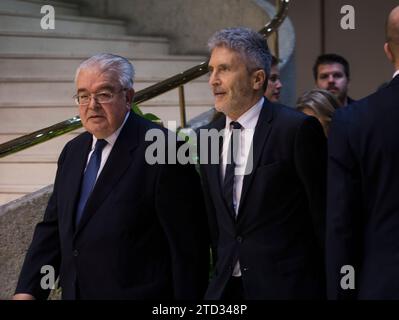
left=15, top=112, right=209, bottom=300
left=326, top=75, right=399, bottom=299
left=198, top=99, right=327, bottom=299
left=346, top=96, right=356, bottom=106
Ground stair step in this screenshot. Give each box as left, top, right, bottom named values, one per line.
left=0, top=0, right=214, bottom=205
left=0, top=54, right=207, bottom=80
left=0, top=10, right=127, bottom=35
left=0, top=132, right=80, bottom=162
left=0, top=193, right=27, bottom=205
left=0, top=170, right=56, bottom=205
left=0, top=163, right=57, bottom=187
left=0, top=184, right=50, bottom=193
left=0, top=79, right=212, bottom=106
left=0, top=31, right=170, bottom=56
left=0, top=105, right=78, bottom=133
left=0, top=102, right=212, bottom=134
left=0, top=0, right=80, bottom=16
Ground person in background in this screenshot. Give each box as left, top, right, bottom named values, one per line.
left=313, top=53, right=355, bottom=106
left=326, top=5, right=399, bottom=299
left=264, top=55, right=283, bottom=102
left=296, top=89, right=341, bottom=137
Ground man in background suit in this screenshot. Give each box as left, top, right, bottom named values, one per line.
left=199, top=27, right=327, bottom=300
left=326, top=6, right=399, bottom=299
left=13, top=53, right=209, bottom=300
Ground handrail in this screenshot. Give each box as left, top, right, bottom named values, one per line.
left=0, top=0, right=290, bottom=159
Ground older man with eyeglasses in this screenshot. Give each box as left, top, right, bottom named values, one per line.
left=13, top=53, right=209, bottom=300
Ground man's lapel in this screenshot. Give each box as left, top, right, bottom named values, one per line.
left=206, top=114, right=225, bottom=200
left=237, top=99, right=274, bottom=221
left=74, top=113, right=140, bottom=236
left=388, top=73, right=399, bottom=87
left=64, top=133, right=92, bottom=235
left=203, top=114, right=237, bottom=224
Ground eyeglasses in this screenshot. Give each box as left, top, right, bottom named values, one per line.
left=73, top=88, right=127, bottom=106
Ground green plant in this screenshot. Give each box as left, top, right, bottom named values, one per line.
left=131, top=102, right=162, bottom=124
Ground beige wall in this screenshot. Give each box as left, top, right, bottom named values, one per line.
left=289, top=0, right=397, bottom=101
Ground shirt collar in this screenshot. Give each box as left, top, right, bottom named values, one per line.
left=225, top=97, right=264, bottom=131
left=393, top=69, right=399, bottom=79
left=91, top=111, right=130, bottom=149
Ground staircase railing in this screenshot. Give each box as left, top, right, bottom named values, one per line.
left=0, top=0, right=290, bottom=159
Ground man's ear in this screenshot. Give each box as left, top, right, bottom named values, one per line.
left=125, top=88, right=135, bottom=107
left=252, top=69, right=266, bottom=90
left=384, top=42, right=395, bottom=63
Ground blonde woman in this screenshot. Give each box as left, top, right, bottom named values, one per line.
left=296, top=89, right=341, bottom=137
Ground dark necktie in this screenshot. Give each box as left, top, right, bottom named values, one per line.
left=223, top=121, right=242, bottom=217
left=75, top=139, right=107, bottom=227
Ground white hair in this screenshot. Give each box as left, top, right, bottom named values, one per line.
left=75, top=53, right=135, bottom=89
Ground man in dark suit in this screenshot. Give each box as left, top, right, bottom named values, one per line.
left=13, top=53, right=209, bottom=300
left=326, top=6, right=399, bottom=300
left=198, top=27, right=327, bottom=300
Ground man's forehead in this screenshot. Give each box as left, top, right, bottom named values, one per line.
left=318, top=63, right=345, bottom=74
left=209, top=47, right=241, bottom=62
left=77, top=83, right=115, bottom=92
left=270, top=66, right=279, bottom=75
left=76, top=68, right=119, bottom=90
left=77, top=66, right=118, bottom=79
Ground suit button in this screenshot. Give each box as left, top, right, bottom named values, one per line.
left=73, top=249, right=79, bottom=257
left=236, top=236, right=243, bottom=243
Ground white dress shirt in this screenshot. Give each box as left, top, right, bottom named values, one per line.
left=85, top=111, right=130, bottom=181
left=220, top=97, right=264, bottom=276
